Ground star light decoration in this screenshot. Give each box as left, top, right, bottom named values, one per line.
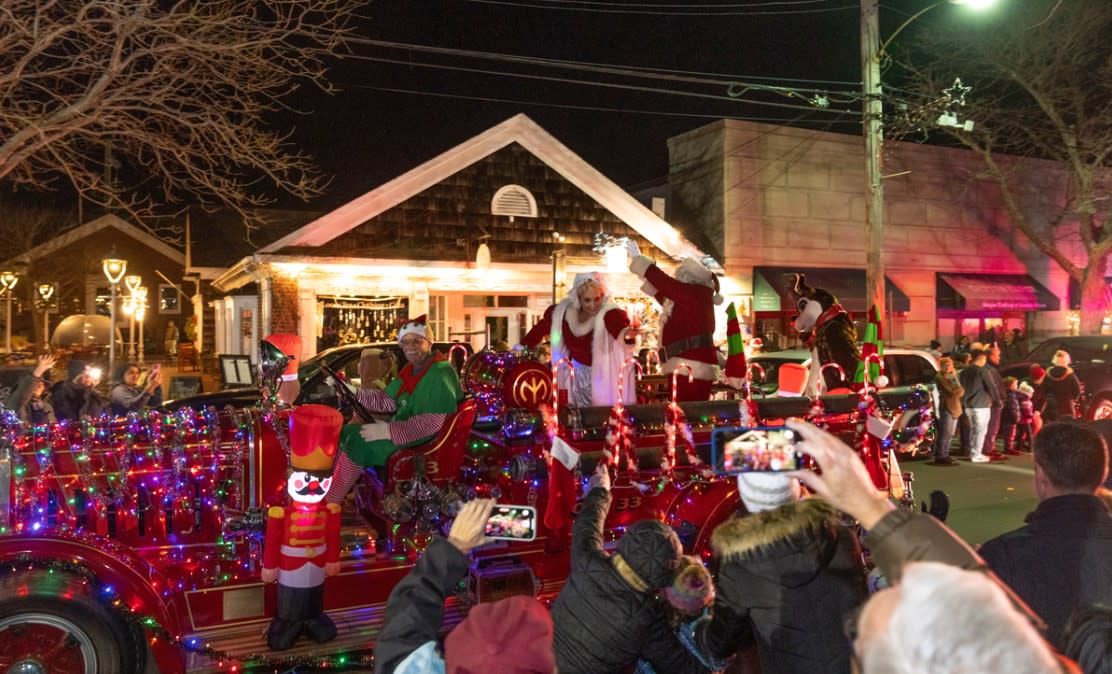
left=943, top=77, right=972, bottom=107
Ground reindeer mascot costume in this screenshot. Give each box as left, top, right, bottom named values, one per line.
left=785, top=273, right=859, bottom=396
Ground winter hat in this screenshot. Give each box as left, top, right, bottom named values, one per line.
left=396, top=315, right=434, bottom=343
left=675, top=258, right=724, bottom=305
left=444, top=594, right=555, bottom=674
left=1030, top=364, right=1046, bottom=380
left=569, top=272, right=611, bottom=309
left=663, top=556, right=715, bottom=615
left=1052, top=349, right=1071, bottom=368
left=113, top=362, right=138, bottom=383
left=777, top=362, right=809, bottom=397
left=615, top=519, right=683, bottom=590
left=736, top=472, right=800, bottom=513
left=1019, top=382, right=1035, bottom=396
left=67, top=359, right=89, bottom=381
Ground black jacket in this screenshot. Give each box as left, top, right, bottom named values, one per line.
left=49, top=379, right=109, bottom=421
left=375, top=536, right=469, bottom=674
left=959, top=363, right=1000, bottom=409
left=979, top=494, right=1112, bottom=649
left=1042, top=367, right=1082, bottom=420
left=696, top=499, right=867, bottom=674
left=551, top=487, right=707, bottom=674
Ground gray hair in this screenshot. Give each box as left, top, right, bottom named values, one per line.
left=858, top=562, right=1058, bottom=674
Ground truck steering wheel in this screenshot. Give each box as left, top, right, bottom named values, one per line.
left=320, top=362, right=377, bottom=424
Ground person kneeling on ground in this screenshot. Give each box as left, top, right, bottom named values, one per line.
left=326, top=316, right=464, bottom=505
left=784, top=418, right=1079, bottom=673
left=374, top=499, right=557, bottom=674
left=551, top=462, right=710, bottom=673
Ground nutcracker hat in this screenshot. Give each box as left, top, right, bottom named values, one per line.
left=777, top=362, right=809, bottom=397
left=264, top=333, right=300, bottom=381
left=397, top=314, right=435, bottom=343
left=288, top=404, right=342, bottom=476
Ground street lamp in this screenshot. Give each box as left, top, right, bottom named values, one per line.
left=102, top=255, right=127, bottom=380
left=0, top=271, right=17, bottom=355
left=135, top=286, right=148, bottom=365
left=37, top=283, right=55, bottom=348
left=124, top=274, right=142, bottom=360
left=861, top=0, right=995, bottom=323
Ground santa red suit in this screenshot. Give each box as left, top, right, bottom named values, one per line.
left=629, top=253, right=723, bottom=401
left=263, top=404, right=342, bottom=651
left=521, top=272, right=638, bottom=407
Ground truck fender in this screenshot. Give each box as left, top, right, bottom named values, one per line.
left=663, top=478, right=743, bottom=559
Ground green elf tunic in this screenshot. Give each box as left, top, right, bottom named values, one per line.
left=339, top=352, right=464, bottom=468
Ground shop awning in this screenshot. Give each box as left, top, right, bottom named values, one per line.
left=937, top=273, right=1059, bottom=312
left=753, top=267, right=910, bottom=314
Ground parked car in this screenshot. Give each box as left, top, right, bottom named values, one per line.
left=749, top=348, right=939, bottom=395
left=1001, top=335, right=1112, bottom=420
left=162, top=341, right=474, bottom=411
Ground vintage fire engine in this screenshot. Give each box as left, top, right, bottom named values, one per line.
left=0, top=348, right=931, bottom=673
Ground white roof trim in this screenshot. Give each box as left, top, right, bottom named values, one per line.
left=261, top=114, right=713, bottom=264
left=1, top=214, right=184, bottom=267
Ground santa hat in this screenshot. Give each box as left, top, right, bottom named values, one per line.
left=264, top=333, right=300, bottom=381
left=444, top=595, right=556, bottom=674
left=663, top=556, right=715, bottom=615
left=1052, top=349, right=1071, bottom=368
left=288, top=404, right=341, bottom=476
left=676, top=258, right=724, bottom=305
left=397, top=315, right=435, bottom=343
left=736, top=472, right=800, bottom=513
left=777, top=362, right=809, bottom=397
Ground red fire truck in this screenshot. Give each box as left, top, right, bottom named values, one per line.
left=0, top=350, right=931, bottom=673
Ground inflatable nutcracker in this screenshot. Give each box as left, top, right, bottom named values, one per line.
left=628, top=243, right=723, bottom=401
left=262, top=333, right=302, bottom=406
left=262, top=404, right=343, bottom=651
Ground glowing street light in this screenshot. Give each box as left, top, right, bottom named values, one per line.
left=37, top=283, right=55, bottom=348
left=102, top=255, right=127, bottom=379
left=0, top=271, right=17, bottom=355
left=124, top=274, right=142, bottom=360
left=136, top=286, right=149, bottom=365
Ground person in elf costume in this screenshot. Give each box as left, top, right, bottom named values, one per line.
left=326, top=315, right=464, bottom=504
left=520, top=272, right=639, bottom=407
left=262, top=404, right=343, bottom=650
left=627, top=242, right=723, bottom=401
left=263, top=333, right=302, bottom=406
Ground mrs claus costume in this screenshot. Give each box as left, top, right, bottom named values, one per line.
left=521, top=272, right=638, bottom=407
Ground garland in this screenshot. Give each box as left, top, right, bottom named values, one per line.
left=1, top=555, right=376, bottom=673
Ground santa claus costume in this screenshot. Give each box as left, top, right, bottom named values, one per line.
left=629, top=248, right=723, bottom=402
left=263, top=404, right=343, bottom=650
left=521, top=272, right=638, bottom=407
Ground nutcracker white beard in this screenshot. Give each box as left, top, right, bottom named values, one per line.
left=287, top=470, right=332, bottom=503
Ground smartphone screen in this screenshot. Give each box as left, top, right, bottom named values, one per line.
left=711, top=426, right=802, bottom=474
left=484, top=505, right=537, bottom=541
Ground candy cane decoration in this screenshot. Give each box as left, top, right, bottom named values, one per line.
left=738, top=362, right=765, bottom=426
left=860, top=353, right=884, bottom=404
left=620, top=357, right=644, bottom=404
left=671, top=362, right=694, bottom=404
left=551, top=357, right=575, bottom=427
left=817, top=362, right=847, bottom=396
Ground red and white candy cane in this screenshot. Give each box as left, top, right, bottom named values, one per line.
left=817, top=362, right=847, bottom=396
left=448, top=343, right=469, bottom=374
left=552, top=357, right=575, bottom=426
left=671, top=362, right=694, bottom=404
left=860, top=353, right=884, bottom=404
left=619, top=357, right=644, bottom=404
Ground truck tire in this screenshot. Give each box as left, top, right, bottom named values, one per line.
left=1088, top=396, right=1112, bottom=421
left=0, top=572, right=141, bottom=674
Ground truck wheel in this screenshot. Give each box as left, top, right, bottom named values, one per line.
left=0, top=592, right=135, bottom=674
left=1089, top=397, right=1112, bottom=421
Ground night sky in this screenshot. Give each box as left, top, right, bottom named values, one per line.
left=286, top=0, right=980, bottom=211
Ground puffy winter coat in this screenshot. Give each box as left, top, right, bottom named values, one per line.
left=550, top=486, right=708, bottom=674
left=696, top=499, right=868, bottom=674
left=1043, top=366, right=1082, bottom=420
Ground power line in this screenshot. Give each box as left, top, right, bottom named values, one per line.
left=345, top=36, right=862, bottom=91
left=459, top=0, right=857, bottom=16
left=348, top=83, right=862, bottom=124
left=341, top=53, right=861, bottom=114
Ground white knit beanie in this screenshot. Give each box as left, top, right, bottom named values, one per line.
left=736, top=473, right=800, bottom=513
left=1052, top=349, right=1071, bottom=367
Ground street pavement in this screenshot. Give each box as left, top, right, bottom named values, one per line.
left=903, top=452, right=1038, bottom=547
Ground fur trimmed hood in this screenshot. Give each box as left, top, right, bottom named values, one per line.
left=711, top=499, right=844, bottom=587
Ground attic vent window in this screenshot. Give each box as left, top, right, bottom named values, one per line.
left=492, top=185, right=537, bottom=221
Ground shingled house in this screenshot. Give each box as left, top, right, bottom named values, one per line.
left=212, top=114, right=723, bottom=363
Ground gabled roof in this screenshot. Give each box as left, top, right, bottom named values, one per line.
left=262, top=114, right=714, bottom=265
left=2, top=213, right=183, bottom=267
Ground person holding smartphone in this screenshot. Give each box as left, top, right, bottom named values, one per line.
left=109, top=361, right=163, bottom=416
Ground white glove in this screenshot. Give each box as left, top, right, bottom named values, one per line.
left=624, top=238, right=642, bottom=259
left=359, top=423, right=392, bottom=443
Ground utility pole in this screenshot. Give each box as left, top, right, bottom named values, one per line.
left=861, top=0, right=886, bottom=321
